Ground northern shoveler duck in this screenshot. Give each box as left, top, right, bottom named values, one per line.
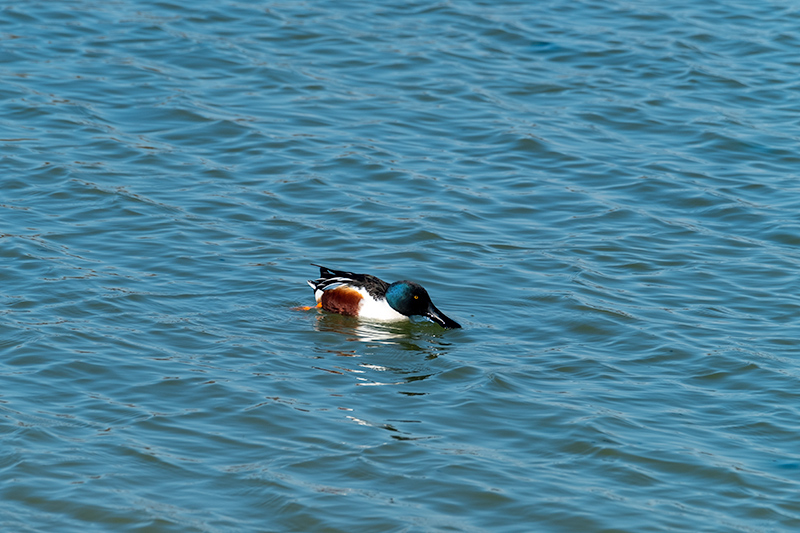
left=300, top=264, right=461, bottom=329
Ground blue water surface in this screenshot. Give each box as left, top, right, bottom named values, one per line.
left=3, top=0, right=800, bottom=531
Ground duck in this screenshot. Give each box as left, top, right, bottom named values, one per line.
left=300, top=264, right=461, bottom=329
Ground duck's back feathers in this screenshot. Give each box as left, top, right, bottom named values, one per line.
left=308, top=264, right=389, bottom=299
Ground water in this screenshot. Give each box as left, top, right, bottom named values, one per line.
left=3, top=0, right=800, bottom=531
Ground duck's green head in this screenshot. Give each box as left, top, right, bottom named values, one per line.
left=385, top=281, right=461, bottom=329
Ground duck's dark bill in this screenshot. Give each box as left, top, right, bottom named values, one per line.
left=426, top=304, right=462, bottom=329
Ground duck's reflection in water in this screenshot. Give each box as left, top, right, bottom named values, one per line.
left=308, top=314, right=450, bottom=385
left=313, top=312, right=456, bottom=349
left=301, top=312, right=458, bottom=439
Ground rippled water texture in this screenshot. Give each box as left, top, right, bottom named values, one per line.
left=3, top=1, right=800, bottom=531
